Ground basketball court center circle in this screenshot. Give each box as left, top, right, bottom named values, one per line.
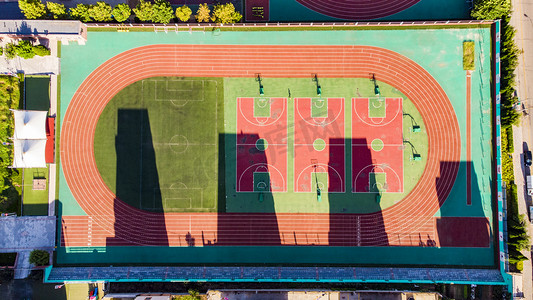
left=371, top=139, right=384, bottom=151
left=256, top=138, right=268, bottom=151
left=313, top=138, right=326, bottom=151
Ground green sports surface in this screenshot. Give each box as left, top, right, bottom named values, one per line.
left=22, top=167, right=49, bottom=216
left=94, top=76, right=427, bottom=214
left=24, top=76, right=50, bottom=111
left=94, top=77, right=223, bottom=212
left=57, top=27, right=495, bottom=267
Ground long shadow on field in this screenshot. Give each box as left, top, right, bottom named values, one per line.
left=435, top=162, right=491, bottom=249
left=213, top=132, right=281, bottom=246
left=106, top=109, right=168, bottom=246
left=328, top=138, right=389, bottom=246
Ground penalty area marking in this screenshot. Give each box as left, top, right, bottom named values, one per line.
left=238, top=97, right=286, bottom=127
left=142, top=79, right=219, bottom=107
left=353, top=97, right=403, bottom=127
left=352, top=164, right=403, bottom=193
left=369, top=172, right=387, bottom=193
left=254, top=172, right=271, bottom=192
left=295, top=97, right=343, bottom=127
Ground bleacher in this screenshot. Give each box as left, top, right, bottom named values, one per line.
left=46, top=266, right=505, bottom=284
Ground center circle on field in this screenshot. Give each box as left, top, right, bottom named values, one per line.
left=256, top=138, right=268, bottom=151
left=313, top=138, right=326, bottom=151
left=169, top=135, right=189, bottom=154
left=371, top=139, right=384, bottom=151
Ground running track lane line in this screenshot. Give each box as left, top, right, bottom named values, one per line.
left=466, top=71, right=472, bottom=206
left=60, top=44, right=461, bottom=247
left=295, top=0, right=419, bottom=20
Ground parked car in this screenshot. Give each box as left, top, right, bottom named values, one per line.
left=525, top=150, right=532, bottom=166
left=526, top=175, right=533, bottom=196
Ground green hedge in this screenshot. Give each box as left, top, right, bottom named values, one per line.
left=472, top=0, right=530, bottom=271
left=29, top=250, right=49, bottom=266
left=4, top=41, right=50, bottom=60
left=463, top=41, right=475, bottom=70
left=0, top=75, right=22, bottom=214
left=472, top=1, right=520, bottom=128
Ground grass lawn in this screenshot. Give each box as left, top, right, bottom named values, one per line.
left=463, top=41, right=475, bottom=70
left=94, top=77, right=223, bottom=213
left=22, top=167, right=49, bottom=216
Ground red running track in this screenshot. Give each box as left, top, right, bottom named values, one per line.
left=295, top=0, right=420, bottom=20
left=60, top=44, right=461, bottom=247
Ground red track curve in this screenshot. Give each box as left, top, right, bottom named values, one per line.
left=60, top=44, right=460, bottom=247
left=295, top=0, right=420, bottom=20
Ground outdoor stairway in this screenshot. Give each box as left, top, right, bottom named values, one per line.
left=46, top=266, right=505, bottom=283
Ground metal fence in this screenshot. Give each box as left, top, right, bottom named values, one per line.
left=86, top=20, right=494, bottom=31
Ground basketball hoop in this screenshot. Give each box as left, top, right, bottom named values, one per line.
left=310, top=159, right=318, bottom=169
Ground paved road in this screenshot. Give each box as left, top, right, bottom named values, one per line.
left=511, top=0, right=533, bottom=298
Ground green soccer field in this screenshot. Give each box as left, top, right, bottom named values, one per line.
left=94, top=77, right=223, bottom=212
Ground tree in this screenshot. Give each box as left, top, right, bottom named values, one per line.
left=4, top=44, right=16, bottom=60
left=70, top=4, right=92, bottom=22
left=15, top=41, right=35, bottom=59
left=46, top=1, right=66, bottom=19
left=471, top=0, right=511, bottom=20
left=112, top=3, right=131, bottom=23
left=195, top=3, right=210, bottom=22
left=33, top=45, right=50, bottom=56
left=151, top=0, right=173, bottom=24
left=88, top=1, right=112, bottom=22
left=188, top=290, right=200, bottom=299
left=18, top=0, right=46, bottom=19
left=29, top=250, right=49, bottom=266
left=175, top=5, right=192, bottom=22
left=211, top=3, right=242, bottom=24
left=133, top=0, right=153, bottom=22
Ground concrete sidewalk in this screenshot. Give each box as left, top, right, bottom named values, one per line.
left=0, top=216, right=56, bottom=279
left=512, top=125, right=533, bottom=300
left=511, top=0, right=533, bottom=297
